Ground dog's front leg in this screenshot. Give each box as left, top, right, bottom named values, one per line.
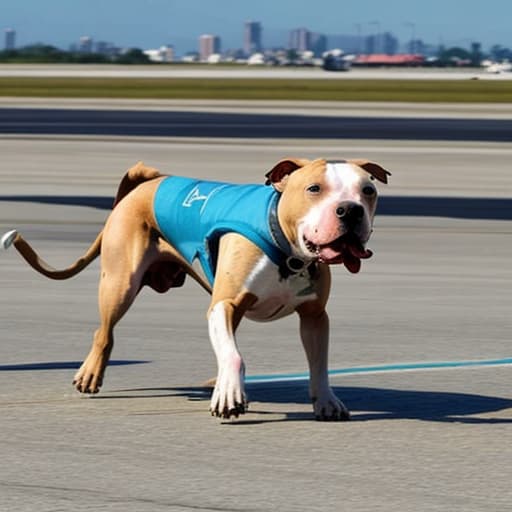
left=206, top=234, right=261, bottom=419
left=298, top=304, right=350, bottom=421
left=208, top=299, right=248, bottom=418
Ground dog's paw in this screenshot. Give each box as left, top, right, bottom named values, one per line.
left=210, top=398, right=248, bottom=420
left=72, top=351, right=107, bottom=394
left=312, top=391, right=350, bottom=421
left=209, top=365, right=248, bottom=419
left=209, top=388, right=248, bottom=419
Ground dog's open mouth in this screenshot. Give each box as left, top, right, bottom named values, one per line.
left=304, top=233, right=372, bottom=273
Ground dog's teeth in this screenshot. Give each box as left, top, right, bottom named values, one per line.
left=303, top=237, right=319, bottom=256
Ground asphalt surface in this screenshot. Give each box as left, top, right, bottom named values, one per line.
left=1, top=110, right=512, bottom=511
left=2, top=194, right=511, bottom=221
left=5, top=98, right=512, bottom=119
left=2, top=107, right=512, bottom=141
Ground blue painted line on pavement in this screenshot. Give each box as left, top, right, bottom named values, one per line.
left=245, top=357, right=512, bottom=384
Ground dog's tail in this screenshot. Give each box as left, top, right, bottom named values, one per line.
left=1, top=162, right=162, bottom=280
left=2, top=228, right=102, bottom=280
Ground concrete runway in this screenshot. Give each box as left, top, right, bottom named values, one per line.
left=1, top=135, right=512, bottom=511
left=1, top=63, right=512, bottom=81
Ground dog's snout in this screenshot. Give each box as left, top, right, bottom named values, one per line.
left=336, top=202, right=364, bottom=222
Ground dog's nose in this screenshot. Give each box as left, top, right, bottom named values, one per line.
left=335, top=202, right=364, bottom=223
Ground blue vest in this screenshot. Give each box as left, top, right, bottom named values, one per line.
left=153, top=176, right=286, bottom=285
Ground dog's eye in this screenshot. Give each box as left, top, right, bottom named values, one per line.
left=307, top=184, right=321, bottom=194
left=362, top=185, right=376, bottom=197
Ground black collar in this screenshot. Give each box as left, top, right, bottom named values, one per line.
left=268, top=193, right=317, bottom=280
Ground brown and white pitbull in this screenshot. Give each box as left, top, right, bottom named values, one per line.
left=1, top=157, right=390, bottom=420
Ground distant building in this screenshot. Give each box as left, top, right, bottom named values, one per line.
left=365, top=32, right=398, bottom=55
left=199, top=34, right=221, bottom=62
left=382, top=33, right=399, bottom=54
left=247, top=52, right=265, bottom=65
left=160, top=45, right=175, bottom=62
left=353, top=54, right=425, bottom=66
left=407, top=39, right=423, bottom=54
left=79, top=36, right=93, bottom=53
left=95, top=41, right=119, bottom=58
left=244, top=21, right=262, bottom=55
left=289, top=28, right=311, bottom=52
left=5, top=28, right=15, bottom=50
left=224, top=48, right=246, bottom=62
left=144, top=45, right=175, bottom=63
left=96, top=41, right=109, bottom=54
left=328, top=32, right=401, bottom=55
left=182, top=52, right=199, bottom=63
left=311, top=33, right=327, bottom=57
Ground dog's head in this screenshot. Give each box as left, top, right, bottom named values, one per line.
left=265, top=158, right=390, bottom=273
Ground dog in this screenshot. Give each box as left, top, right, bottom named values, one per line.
left=2, top=157, right=390, bottom=420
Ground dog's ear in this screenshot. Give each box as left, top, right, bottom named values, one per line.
left=349, top=159, right=391, bottom=184
left=265, top=158, right=310, bottom=191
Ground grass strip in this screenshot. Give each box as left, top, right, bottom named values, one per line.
left=0, top=77, right=511, bottom=102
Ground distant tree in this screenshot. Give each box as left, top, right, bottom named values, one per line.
left=489, top=44, right=512, bottom=61
left=0, top=44, right=153, bottom=65
left=0, top=50, right=18, bottom=62
left=115, top=48, right=151, bottom=64
left=437, top=46, right=472, bottom=66
left=18, top=44, right=68, bottom=63
left=71, top=52, right=109, bottom=64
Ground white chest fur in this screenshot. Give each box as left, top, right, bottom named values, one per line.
left=243, top=255, right=318, bottom=322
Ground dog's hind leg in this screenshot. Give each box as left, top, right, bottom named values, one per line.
left=73, top=248, right=145, bottom=394
left=73, top=263, right=142, bottom=394
left=73, top=188, right=156, bottom=394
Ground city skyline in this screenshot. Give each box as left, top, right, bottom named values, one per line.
left=2, top=0, right=512, bottom=55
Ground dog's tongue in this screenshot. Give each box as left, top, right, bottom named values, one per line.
left=318, top=235, right=372, bottom=273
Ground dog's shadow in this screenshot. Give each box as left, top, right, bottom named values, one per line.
left=2, top=361, right=511, bottom=423
left=106, top=381, right=512, bottom=424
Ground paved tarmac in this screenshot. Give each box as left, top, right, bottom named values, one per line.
left=1, top=63, right=511, bottom=81
left=2, top=107, right=512, bottom=141
left=1, top=134, right=512, bottom=511
left=4, top=98, right=512, bottom=119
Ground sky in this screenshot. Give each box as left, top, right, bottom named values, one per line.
left=2, top=0, right=512, bottom=54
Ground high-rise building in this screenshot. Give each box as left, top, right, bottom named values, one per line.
left=5, top=28, right=16, bottom=50
left=382, top=32, right=399, bottom=55
left=95, top=41, right=120, bottom=58
left=407, top=39, right=426, bottom=55
left=288, top=28, right=311, bottom=52
left=365, top=32, right=398, bottom=55
left=311, top=33, right=327, bottom=57
left=199, top=34, right=221, bottom=61
left=244, top=21, right=262, bottom=56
